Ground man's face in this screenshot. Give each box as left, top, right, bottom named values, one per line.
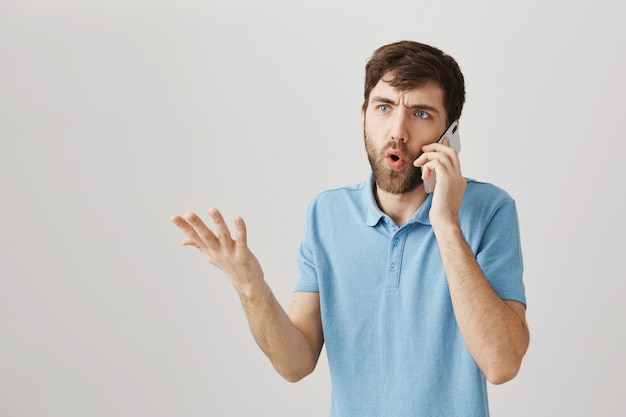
left=362, top=77, right=449, bottom=194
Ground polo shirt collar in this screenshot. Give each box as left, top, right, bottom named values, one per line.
left=364, top=173, right=433, bottom=227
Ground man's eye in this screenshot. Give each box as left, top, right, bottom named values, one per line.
left=416, top=111, right=429, bottom=119
left=378, top=105, right=390, bottom=113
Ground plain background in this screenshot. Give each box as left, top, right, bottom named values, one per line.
left=1, top=0, right=624, bottom=416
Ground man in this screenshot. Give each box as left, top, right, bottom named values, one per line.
left=171, top=40, right=529, bottom=416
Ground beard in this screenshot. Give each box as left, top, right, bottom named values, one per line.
left=364, top=134, right=423, bottom=194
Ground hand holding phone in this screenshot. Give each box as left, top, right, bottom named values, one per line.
left=423, top=121, right=461, bottom=194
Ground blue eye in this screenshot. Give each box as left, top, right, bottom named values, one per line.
left=416, top=111, right=429, bottom=119
left=378, top=105, right=390, bottom=113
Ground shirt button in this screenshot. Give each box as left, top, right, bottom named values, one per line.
left=390, top=263, right=396, bottom=271
left=393, top=238, right=400, bottom=246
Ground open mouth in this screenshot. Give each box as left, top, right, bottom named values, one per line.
left=385, top=150, right=406, bottom=170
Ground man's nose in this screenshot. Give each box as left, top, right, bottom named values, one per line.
left=390, top=111, right=409, bottom=143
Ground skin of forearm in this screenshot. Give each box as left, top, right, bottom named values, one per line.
left=433, top=222, right=529, bottom=384
left=235, top=279, right=318, bottom=382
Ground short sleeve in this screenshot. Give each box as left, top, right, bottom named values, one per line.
left=476, top=198, right=526, bottom=306
left=293, top=201, right=320, bottom=293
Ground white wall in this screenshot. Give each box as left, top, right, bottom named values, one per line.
left=1, top=0, right=624, bottom=416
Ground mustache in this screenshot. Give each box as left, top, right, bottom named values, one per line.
left=384, top=141, right=419, bottom=161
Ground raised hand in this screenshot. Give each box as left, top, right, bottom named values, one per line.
left=170, top=208, right=264, bottom=296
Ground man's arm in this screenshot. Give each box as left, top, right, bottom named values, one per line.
left=237, top=285, right=324, bottom=382
left=434, top=223, right=529, bottom=384
left=416, top=140, right=530, bottom=384
left=170, top=209, right=323, bottom=382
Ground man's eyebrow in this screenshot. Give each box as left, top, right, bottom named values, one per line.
left=370, top=96, right=397, bottom=105
left=407, top=104, right=440, bottom=114
left=370, top=96, right=441, bottom=114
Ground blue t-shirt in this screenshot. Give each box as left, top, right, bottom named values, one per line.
left=294, top=175, right=526, bottom=417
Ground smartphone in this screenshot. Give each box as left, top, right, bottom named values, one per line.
left=423, top=121, right=461, bottom=194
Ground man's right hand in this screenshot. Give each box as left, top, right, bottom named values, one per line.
left=171, top=208, right=323, bottom=381
left=170, top=208, right=264, bottom=298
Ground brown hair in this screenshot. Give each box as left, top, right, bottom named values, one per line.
left=362, top=40, right=465, bottom=124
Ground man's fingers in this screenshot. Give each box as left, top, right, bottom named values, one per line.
left=172, top=210, right=246, bottom=254
left=234, top=216, right=248, bottom=247
left=419, top=140, right=457, bottom=158
left=182, top=212, right=220, bottom=248
left=181, top=237, right=200, bottom=248
left=420, top=163, right=433, bottom=180
left=171, top=214, right=204, bottom=244
left=414, top=146, right=458, bottom=172
left=208, top=208, right=233, bottom=242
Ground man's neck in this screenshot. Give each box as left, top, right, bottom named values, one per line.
left=374, top=184, right=428, bottom=227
